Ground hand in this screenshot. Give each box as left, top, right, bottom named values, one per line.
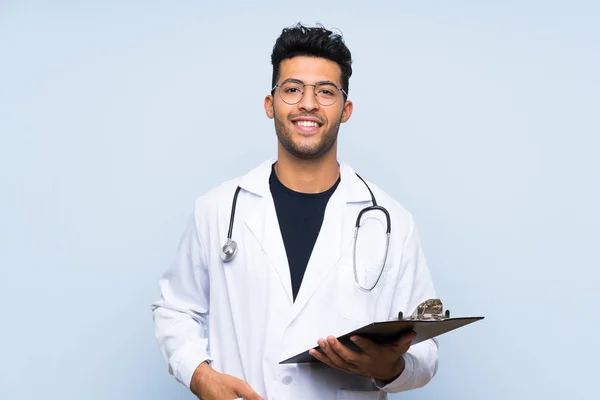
left=309, top=331, right=417, bottom=382
left=190, top=362, right=263, bottom=400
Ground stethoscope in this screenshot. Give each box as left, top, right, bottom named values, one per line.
left=220, top=173, right=391, bottom=291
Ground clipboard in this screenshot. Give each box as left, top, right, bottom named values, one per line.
left=280, top=299, right=484, bottom=364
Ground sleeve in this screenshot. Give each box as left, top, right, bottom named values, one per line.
left=150, top=211, right=212, bottom=389
left=375, top=214, right=440, bottom=393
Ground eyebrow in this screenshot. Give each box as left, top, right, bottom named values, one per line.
left=281, top=78, right=340, bottom=87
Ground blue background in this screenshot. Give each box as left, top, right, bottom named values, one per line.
left=1, top=1, right=598, bottom=399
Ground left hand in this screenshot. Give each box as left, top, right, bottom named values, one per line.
left=309, top=331, right=417, bottom=382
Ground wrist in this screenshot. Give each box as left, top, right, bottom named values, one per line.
left=190, top=361, right=213, bottom=395
left=376, top=356, right=405, bottom=384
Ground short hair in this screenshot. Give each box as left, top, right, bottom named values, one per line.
left=270, top=23, right=353, bottom=99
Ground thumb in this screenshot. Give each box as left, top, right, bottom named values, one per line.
left=395, top=330, right=416, bottom=346
left=392, top=330, right=416, bottom=353
left=236, top=380, right=263, bottom=400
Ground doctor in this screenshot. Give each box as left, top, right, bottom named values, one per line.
left=152, top=23, right=439, bottom=399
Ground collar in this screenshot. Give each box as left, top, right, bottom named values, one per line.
left=238, top=157, right=372, bottom=203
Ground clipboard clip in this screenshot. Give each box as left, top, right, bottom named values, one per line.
left=398, top=298, right=451, bottom=321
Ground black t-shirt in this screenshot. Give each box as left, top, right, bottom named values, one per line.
left=269, top=164, right=340, bottom=301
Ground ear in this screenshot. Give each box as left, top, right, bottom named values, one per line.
left=264, top=95, right=275, bottom=119
left=341, top=99, right=353, bottom=123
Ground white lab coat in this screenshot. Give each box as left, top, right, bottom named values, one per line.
left=152, top=158, right=438, bottom=400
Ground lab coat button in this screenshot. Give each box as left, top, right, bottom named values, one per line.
left=281, top=376, right=293, bottom=385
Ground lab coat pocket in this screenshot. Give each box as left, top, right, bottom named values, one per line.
left=336, top=255, right=385, bottom=323
left=337, top=389, right=385, bottom=400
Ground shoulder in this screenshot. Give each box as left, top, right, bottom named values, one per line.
left=197, top=177, right=240, bottom=204
left=351, top=171, right=418, bottom=240
left=192, top=175, right=242, bottom=219
left=186, top=174, right=243, bottom=244
left=191, top=158, right=273, bottom=217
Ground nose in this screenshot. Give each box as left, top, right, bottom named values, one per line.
left=297, top=86, right=320, bottom=113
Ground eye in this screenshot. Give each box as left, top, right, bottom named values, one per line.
left=285, top=87, right=301, bottom=94
left=317, top=85, right=338, bottom=97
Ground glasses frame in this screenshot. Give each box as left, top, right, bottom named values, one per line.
left=271, top=80, right=349, bottom=107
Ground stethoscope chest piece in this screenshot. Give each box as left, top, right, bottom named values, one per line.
left=221, top=240, right=238, bottom=262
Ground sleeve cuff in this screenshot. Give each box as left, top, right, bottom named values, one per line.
left=371, top=352, right=416, bottom=391
left=171, top=340, right=213, bottom=388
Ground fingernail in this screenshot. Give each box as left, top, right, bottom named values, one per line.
left=350, top=336, right=357, bottom=342
left=328, top=338, right=335, bottom=345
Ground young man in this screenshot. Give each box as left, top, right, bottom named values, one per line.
left=152, top=24, right=438, bottom=399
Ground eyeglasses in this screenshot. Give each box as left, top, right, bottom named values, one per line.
left=272, top=80, right=348, bottom=106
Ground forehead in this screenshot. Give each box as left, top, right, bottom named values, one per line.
left=278, top=56, right=342, bottom=85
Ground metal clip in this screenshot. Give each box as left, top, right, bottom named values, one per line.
left=398, top=298, right=450, bottom=320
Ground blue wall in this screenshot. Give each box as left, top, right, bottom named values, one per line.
left=1, top=1, right=598, bottom=399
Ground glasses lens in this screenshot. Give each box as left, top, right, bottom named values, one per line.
left=277, top=82, right=343, bottom=106
left=279, top=82, right=304, bottom=104
left=315, top=83, right=341, bottom=106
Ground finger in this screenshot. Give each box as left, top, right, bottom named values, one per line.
left=349, top=335, right=376, bottom=353
left=236, top=380, right=263, bottom=400
left=324, top=336, right=364, bottom=366
left=391, top=331, right=416, bottom=353
left=309, top=348, right=337, bottom=369
left=393, top=330, right=416, bottom=346
left=317, top=339, right=359, bottom=373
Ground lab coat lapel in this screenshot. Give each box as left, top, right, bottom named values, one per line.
left=239, top=159, right=373, bottom=320
left=289, top=162, right=372, bottom=323
left=241, top=159, right=294, bottom=304
left=289, top=191, right=351, bottom=321
left=244, top=195, right=293, bottom=304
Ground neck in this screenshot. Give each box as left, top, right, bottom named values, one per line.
left=275, top=148, right=340, bottom=194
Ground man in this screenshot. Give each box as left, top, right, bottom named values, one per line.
left=152, top=23, right=438, bottom=399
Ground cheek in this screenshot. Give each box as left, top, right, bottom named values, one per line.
left=327, top=107, right=344, bottom=124
left=273, top=102, right=291, bottom=119
left=275, top=108, right=287, bottom=121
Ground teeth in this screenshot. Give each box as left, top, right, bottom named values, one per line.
left=296, top=121, right=319, bottom=127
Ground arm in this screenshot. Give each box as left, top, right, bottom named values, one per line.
left=151, top=213, right=212, bottom=388
left=152, top=210, right=263, bottom=400
left=375, top=214, right=439, bottom=393
left=309, top=213, right=439, bottom=392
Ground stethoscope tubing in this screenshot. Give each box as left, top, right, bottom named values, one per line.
left=220, top=173, right=391, bottom=291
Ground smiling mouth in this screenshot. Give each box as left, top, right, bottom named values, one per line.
left=292, top=119, right=323, bottom=134
left=294, top=120, right=320, bottom=128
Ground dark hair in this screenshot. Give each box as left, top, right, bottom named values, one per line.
left=271, top=23, right=353, bottom=99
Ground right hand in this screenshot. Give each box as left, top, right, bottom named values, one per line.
left=190, top=362, right=264, bottom=400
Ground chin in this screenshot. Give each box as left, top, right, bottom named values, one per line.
left=288, top=143, right=332, bottom=160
